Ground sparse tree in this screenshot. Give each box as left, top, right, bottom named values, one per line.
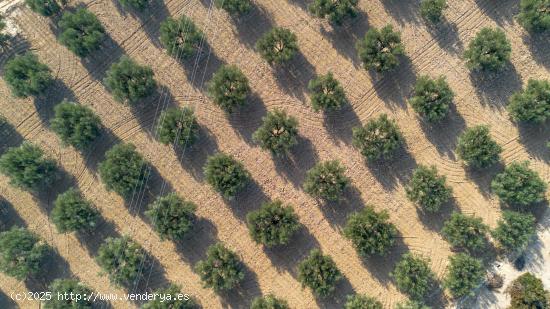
left=420, top=0, right=447, bottom=23
left=142, top=284, right=199, bottom=309
left=246, top=200, right=300, bottom=247
left=464, top=28, right=511, bottom=71
left=517, top=0, right=550, bottom=33
left=352, top=114, right=404, bottom=161
left=308, top=72, right=348, bottom=112
left=58, top=8, right=105, bottom=57
left=250, top=294, right=289, bottom=309
left=98, top=143, right=147, bottom=199
left=50, top=101, right=102, bottom=150
left=297, top=249, right=342, bottom=297
left=195, top=243, right=245, bottom=292
left=52, top=188, right=99, bottom=233
left=104, top=56, right=156, bottom=104
left=25, top=0, right=61, bottom=17
left=252, top=109, right=299, bottom=156
left=4, top=52, right=53, bottom=98
left=492, top=210, right=536, bottom=253
left=395, top=301, right=431, bottom=309
left=203, top=153, right=250, bottom=199
left=444, top=253, right=485, bottom=298
left=207, top=65, right=250, bottom=113
left=442, top=212, right=488, bottom=252
left=0, top=143, right=57, bottom=191
left=391, top=253, right=435, bottom=300
left=215, top=0, right=252, bottom=15
left=344, top=294, right=383, bottom=309
left=303, top=160, right=350, bottom=201
left=356, top=25, right=405, bottom=72
left=44, top=279, right=93, bottom=309
left=456, top=125, right=502, bottom=168
left=508, top=272, right=549, bottom=309
left=507, top=79, right=550, bottom=123
left=145, top=193, right=196, bottom=241
left=96, top=236, right=146, bottom=286
left=409, top=75, right=454, bottom=122
left=0, top=15, right=11, bottom=52
left=491, top=161, right=547, bottom=207
left=0, top=227, right=50, bottom=280
left=159, top=16, right=204, bottom=59
left=118, top=0, right=150, bottom=11
left=157, top=107, right=199, bottom=147
left=344, top=206, right=397, bottom=257
left=256, top=27, right=299, bottom=64
left=308, top=0, right=359, bottom=25
left=406, top=165, right=452, bottom=213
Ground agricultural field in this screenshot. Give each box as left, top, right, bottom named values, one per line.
left=0, top=0, right=548, bottom=308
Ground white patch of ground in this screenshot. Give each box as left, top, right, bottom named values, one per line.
left=0, top=0, right=23, bottom=35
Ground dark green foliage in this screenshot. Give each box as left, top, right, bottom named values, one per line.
left=405, top=165, right=452, bottom=213
left=215, top=0, right=252, bottom=15
left=444, top=253, right=485, bottom=298
left=308, top=72, right=348, bottom=112
left=52, top=188, right=99, bottom=233
left=303, top=160, right=350, bottom=201
left=420, top=0, right=446, bottom=23
left=395, top=301, right=431, bottom=309
left=44, top=279, right=93, bottom=309
left=0, top=227, right=49, bottom=280
left=96, top=236, right=146, bottom=286
left=142, top=284, right=198, bottom=309
left=297, top=249, right=342, bottom=297
left=256, top=27, right=299, bottom=64
left=352, top=114, right=403, bottom=161
left=159, top=16, right=204, bottom=58
left=145, top=193, right=196, bottom=240
left=58, top=8, right=105, bottom=57
left=343, top=207, right=397, bottom=257
left=0, top=15, right=11, bottom=51
left=492, top=211, right=536, bottom=252
left=356, top=25, right=405, bottom=72
left=517, top=0, right=550, bottom=33
left=464, top=28, right=511, bottom=71
left=50, top=102, right=102, bottom=150
left=508, top=272, right=549, bottom=309
left=156, top=107, right=199, bottom=147
left=308, top=0, right=359, bottom=25
left=491, top=161, right=547, bottom=207
left=409, top=75, right=454, bottom=122
left=456, top=125, right=502, bottom=168
left=25, top=0, right=60, bottom=17
left=98, top=143, right=147, bottom=199
left=4, top=52, right=53, bottom=98
left=442, top=212, right=488, bottom=252
left=246, top=200, right=300, bottom=247
left=252, top=109, right=299, bottom=156
left=204, top=153, right=250, bottom=199
left=195, top=243, right=245, bottom=292
left=104, top=56, right=156, bottom=104
left=391, top=253, right=435, bottom=300
left=119, top=0, right=150, bottom=11
left=250, top=294, right=289, bottom=309
left=207, top=65, right=250, bottom=113
left=0, top=143, right=57, bottom=191
left=507, top=79, right=550, bottom=123
left=344, top=294, right=383, bottom=309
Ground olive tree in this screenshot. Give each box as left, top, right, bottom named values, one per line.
left=308, top=72, right=348, bottom=112
left=410, top=75, right=454, bottom=122
left=0, top=227, right=50, bottom=280
left=517, top=0, right=550, bottom=33
left=142, top=284, right=198, bottom=309
left=4, top=52, right=53, bottom=98
left=391, top=253, right=435, bottom=300
left=344, top=294, right=383, bottom=309
left=50, top=102, right=102, bottom=150
left=25, top=0, right=60, bottom=16
left=159, top=16, right=204, bottom=59
left=207, top=65, right=250, bottom=113
left=98, top=143, right=147, bottom=199
left=492, top=210, right=536, bottom=253
left=256, top=27, right=299, bottom=64
left=442, top=212, right=488, bottom=252
left=195, top=243, right=245, bottom=292
left=157, top=107, right=199, bottom=147
left=52, top=188, right=99, bottom=233
left=251, top=294, right=289, bottom=309
left=420, top=0, right=447, bottom=23
left=203, top=153, right=250, bottom=199
left=395, top=301, right=432, bottom=309
left=0, top=143, right=57, bottom=191
left=491, top=161, right=547, bottom=207
left=352, top=114, right=404, bottom=161
left=507, top=79, right=550, bottom=123
left=508, top=272, right=549, bottom=309
left=343, top=206, right=397, bottom=257
left=456, top=126, right=502, bottom=168
left=356, top=25, right=405, bottom=72
left=96, top=236, right=146, bottom=286
left=308, top=0, right=359, bottom=25
left=215, top=0, right=252, bottom=15
left=58, top=8, right=105, bottom=57
left=303, top=160, right=350, bottom=201
left=252, top=109, right=299, bottom=156
left=406, top=165, right=452, bottom=213
left=297, top=249, right=342, bottom=297
left=246, top=200, right=300, bottom=247
left=145, top=193, right=196, bottom=240
left=118, top=0, right=150, bottom=11
left=444, top=253, right=485, bottom=298
left=104, top=56, right=156, bottom=104
left=44, top=279, right=93, bottom=309
left=464, top=28, right=511, bottom=71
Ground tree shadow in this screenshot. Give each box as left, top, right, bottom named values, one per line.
left=360, top=234, right=409, bottom=286
left=34, top=167, right=77, bottom=214
left=25, top=249, right=73, bottom=292
left=228, top=180, right=269, bottom=222
left=33, top=80, right=77, bottom=125
left=274, top=51, right=317, bottom=103
left=474, top=0, right=517, bottom=26
left=469, top=64, right=522, bottom=110
left=263, top=226, right=320, bottom=274
left=232, top=4, right=275, bottom=49
left=128, top=252, right=170, bottom=303
left=366, top=147, right=418, bottom=191
left=0, top=289, right=16, bottom=309
left=286, top=0, right=309, bottom=12
left=219, top=263, right=262, bottom=309
left=0, top=197, right=26, bottom=231
left=132, top=86, right=178, bottom=136
left=372, top=56, right=417, bottom=110
left=426, top=19, right=463, bottom=55
left=228, top=92, right=268, bottom=144
left=324, top=103, right=361, bottom=145
left=175, top=217, right=219, bottom=266
left=420, top=103, right=466, bottom=160
left=83, top=126, right=122, bottom=173
left=181, top=42, right=225, bottom=91
left=0, top=35, right=31, bottom=75
left=125, top=163, right=175, bottom=218
left=315, top=275, right=356, bottom=309
left=523, top=34, right=550, bottom=70
left=273, top=136, right=319, bottom=188
left=416, top=198, right=459, bottom=231
left=465, top=161, right=505, bottom=199
left=0, top=117, right=23, bottom=155
left=124, top=0, right=170, bottom=49
left=319, top=186, right=365, bottom=229
left=380, top=0, right=422, bottom=25
left=80, top=34, right=125, bottom=82
left=175, top=125, right=219, bottom=182
left=76, top=216, right=120, bottom=256
left=517, top=123, right=550, bottom=164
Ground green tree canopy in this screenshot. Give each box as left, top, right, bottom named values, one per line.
left=215, top=0, right=252, bottom=15
left=145, top=193, right=197, bottom=241
left=308, top=72, right=348, bottom=112
left=442, top=212, right=488, bottom=252
left=98, top=143, right=147, bottom=199
left=410, top=75, right=454, bottom=122
left=25, top=0, right=60, bottom=16
left=297, top=249, right=342, bottom=297
left=44, top=279, right=93, bottom=309
left=250, top=294, right=289, bottom=309
left=118, top=0, right=150, bottom=11
left=4, top=52, right=53, bottom=98
left=51, top=101, right=102, bottom=150
left=492, top=210, right=536, bottom=253
left=464, top=28, right=511, bottom=71
left=246, top=200, right=300, bottom=247
left=256, top=27, right=299, bottom=64
left=157, top=107, right=199, bottom=147
left=0, top=227, right=50, bottom=280
left=507, top=79, right=550, bottom=123
left=352, top=114, right=404, bottom=161
left=406, top=165, right=452, bottom=213
left=204, top=153, right=250, bottom=199
left=303, top=160, right=350, bottom=201
left=491, top=161, right=547, bottom=207
left=58, top=8, right=105, bottom=57
left=343, top=206, right=397, bottom=257
left=508, top=272, right=549, bottom=309
left=252, top=109, right=299, bottom=156
left=395, top=301, right=432, bottom=309
left=0, top=15, right=12, bottom=51
left=195, top=243, right=245, bottom=292
left=420, top=0, right=447, bottom=23
left=207, top=65, right=250, bottom=113
left=308, top=0, right=359, bottom=25
left=104, top=56, right=156, bottom=104
left=344, top=294, right=383, bottom=309
left=456, top=125, right=502, bottom=168
left=159, top=15, right=204, bottom=59
left=517, top=0, right=550, bottom=33
left=391, top=253, right=435, bottom=300
left=52, top=188, right=99, bottom=233
left=96, top=236, right=146, bottom=286
left=356, top=25, right=405, bottom=72
left=444, top=253, right=485, bottom=298
left=142, top=284, right=199, bottom=309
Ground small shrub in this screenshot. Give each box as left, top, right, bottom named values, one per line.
left=252, top=109, right=299, bottom=156
left=195, top=243, right=245, bottom=292
left=0, top=15, right=11, bottom=51
left=356, top=25, right=405, bottom=72
left=157, top=107, right=199, bottom=147
left=204, top=153, right=250, bottom=199
left=456, top=125, right=502, bottom=168
left=343, top=206, right=397, bottom=257
left=25, top=0, right=60, bottom=17
left=256, top=27, right=299, bottom=64
left=50, top=101, right=102, bottom=150
left=96, top=236, right=146, bottom=286
left=159, top=16, right=204, bottom=59
left=391, top=253, right=435, bottom=300
left=492, top=210, right=536, bottom=253
left=297, top=249, right=342, bottom=297
left=104, top=56, right=156, bottom=104
left=464, top=28, right=511, bottom=71
left=0, top=143, right=57, bottom=191
left=508, top=272, right=549, bottom=309
left=352, top=114, right=403, bottom=161
left=406, top=165, right=452, bottom=213
left=442, top=212, right=488, bottom=252
left=215, top=0, right=252, bottom=15
left=491, top=161, right=547, bottom=207
left=52, top=188, right=99, bottom=233
left=409, top=75, right=454, bottom=122
left=507, top=79, right=550, bottom=123
left=246, top=200, right=300, bottom=247
left=207, top=65, right=250, bottom=113
left=308, top=72, right=348, bottom=112
left=250, top=294, right=289, bottom=309
left=58, top=8, right=105, bottom=57
left=118, top=0, right=150, bottom=11
left=420, top=0, right=447, bottom=23
left=142, top=284, right=198, bottom=309
left=145, top=193, right=196, bottom=240
left=308, top=0, right=359, bottom=25
left=98, top=143, right=147, bottom=199
left=444, top=253, right=485, bottom=298
left=344, top=294, right=383, bottom=309
left=395, top=301, right=432, bottom=309
left=517, top=0, right=550, bottom=33
left=0, top=227, right=50, bottom=280
left=44, top=279, right=93, bottom=309
left=303, top=160, right=350, bottom=201
left=4, top=52, right=53, bottom=98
